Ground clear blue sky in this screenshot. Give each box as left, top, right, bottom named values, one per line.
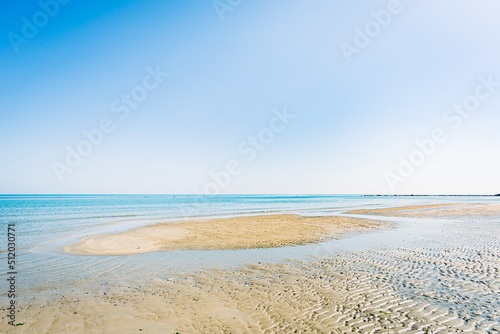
left=1, top=0, right=500, bottom=194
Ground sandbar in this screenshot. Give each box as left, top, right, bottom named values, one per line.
left=63, top=214, right=388, bottom=256
left=348, top=202, right=500, bottom=217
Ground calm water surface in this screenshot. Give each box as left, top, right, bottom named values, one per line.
left=0, top=195, right=497, bottom=297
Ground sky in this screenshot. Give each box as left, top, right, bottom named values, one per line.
left=1, top=0, right=500, bottom=195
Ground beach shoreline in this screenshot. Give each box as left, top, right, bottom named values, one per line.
left=5, top=201, right=500, bottom=333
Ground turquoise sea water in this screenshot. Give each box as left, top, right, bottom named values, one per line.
left=0, top=194, right=497, bottom=298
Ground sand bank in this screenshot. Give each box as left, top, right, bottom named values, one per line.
left=63, top=214, right=388, bottom=256
left=348, top=202, right=500, bottom=217
left=348, top=203, right=461, bottom=215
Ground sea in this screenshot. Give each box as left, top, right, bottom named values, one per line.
left=0, top=194, right=497, bottom=299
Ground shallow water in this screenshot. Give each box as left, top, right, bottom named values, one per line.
left=0, top=194, right=498, bottom=297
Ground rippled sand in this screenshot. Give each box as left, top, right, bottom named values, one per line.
left=63, top=215, right=387, bottom=256
left=4, top=205, right=500, bottom=333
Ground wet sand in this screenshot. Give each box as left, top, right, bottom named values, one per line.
left=63, top=214, right=388, bottom=256
left=7, top=216, right=500, bottom=333
left=5, top=204, right=500, bottom=333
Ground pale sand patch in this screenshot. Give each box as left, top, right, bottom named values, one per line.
left=348, top=203, right=462, bottom=215
left=348, top=202, right=500, bottom=217
left=63, top=215, right=389, bottom=256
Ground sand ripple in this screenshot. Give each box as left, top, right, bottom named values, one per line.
left=3, top=212, right=500, bottom=333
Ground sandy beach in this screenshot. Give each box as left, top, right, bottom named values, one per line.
left=5, top=0, right=500, bottom=331
left=63, top=214, right=388, bottom=256
left=4, top=203, right=500, bottom=333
